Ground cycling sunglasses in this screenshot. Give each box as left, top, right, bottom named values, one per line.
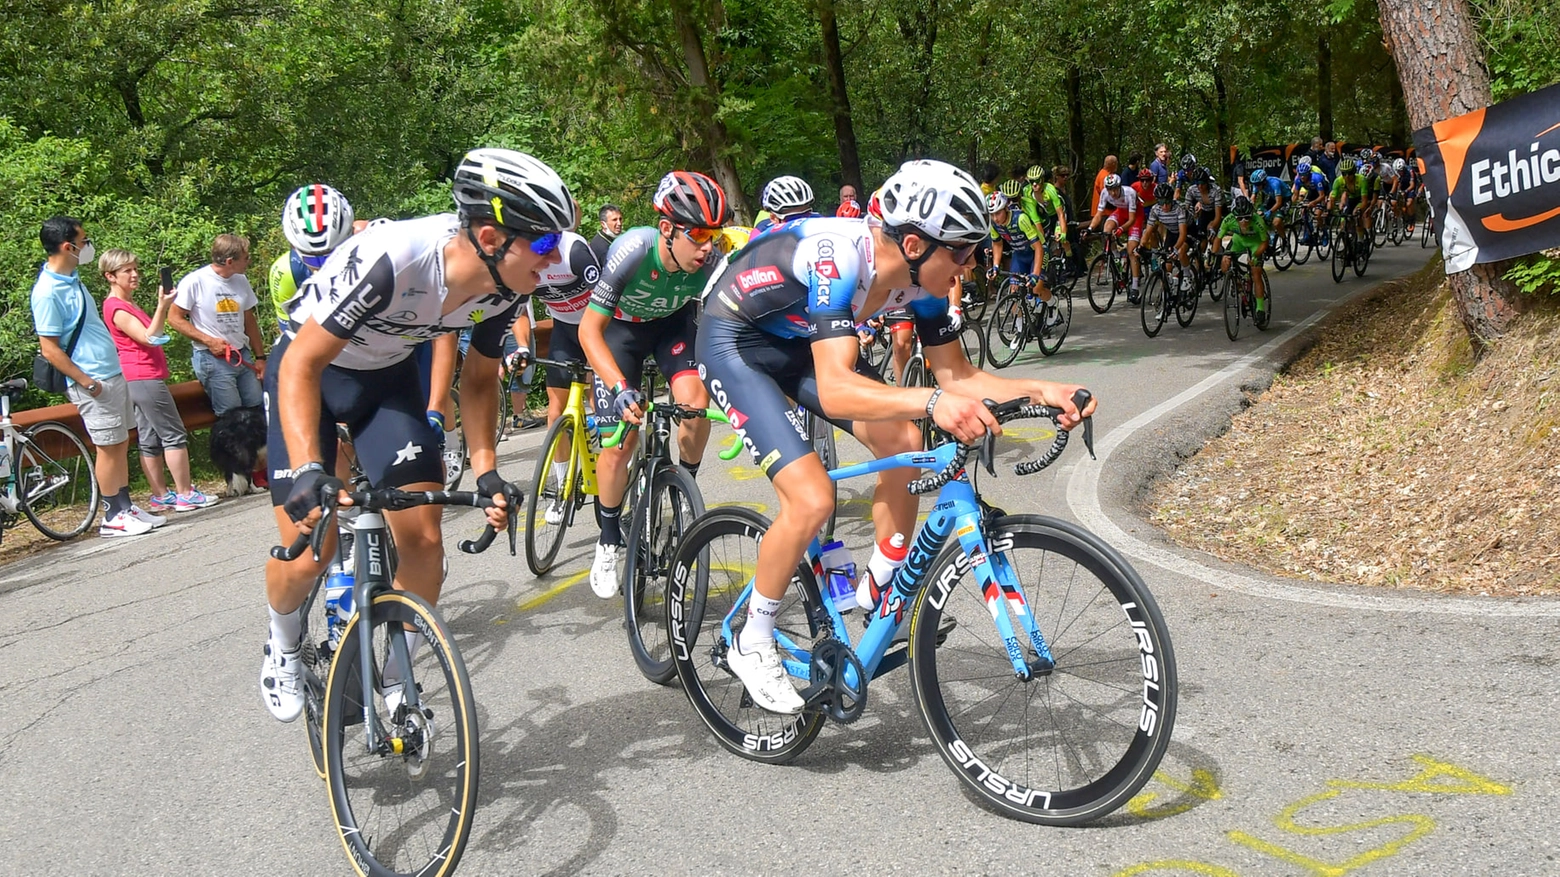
left=526, top=231, right=562, bottom=256
left=677, top=225, right=722, bottom=245
left=300, top=252, right=330, bottom=271
left=938, top=239, right=979, bottom=265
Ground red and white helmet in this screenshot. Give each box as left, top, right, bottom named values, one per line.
left=282, top=184, right=354, bottom=256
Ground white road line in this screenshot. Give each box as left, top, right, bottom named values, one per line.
left=1064, top=275, right=1560, bottom=617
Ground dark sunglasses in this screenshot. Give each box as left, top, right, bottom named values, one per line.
left=939, top=240, right=979, bottom=265
left=527, top=231, right=562, bottom=256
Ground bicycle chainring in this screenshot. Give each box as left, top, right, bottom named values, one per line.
left=807, top=637, right=868, bottom=724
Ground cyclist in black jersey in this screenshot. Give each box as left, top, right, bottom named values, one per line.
left=258, top=148, right=573, bottom=723
left=697, top=160, right=1095, bottom=714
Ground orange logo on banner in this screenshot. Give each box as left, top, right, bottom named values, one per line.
left=1432, top=107, right=1487, bottom=197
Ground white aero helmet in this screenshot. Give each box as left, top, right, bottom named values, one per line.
left=876, top=160, right=989, bottom=245
left=761, top=175, right=815, bottom=215
left=282, top=184, right=354, bottom=256
left=1393, top=158, right=1406, bottom=172
left=452, top=147, right=576, bottom=235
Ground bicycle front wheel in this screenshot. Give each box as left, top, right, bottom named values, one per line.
left=18, top=421, right=99, bottom=540
left=985, top=289, right=1028, bottom=369
left=908, top=515, right=1176, bottom=825
left=324, top=590, right=478, bottom=877
left=1086, top=253, right=1116, bottom=313
left=1223, top=273, right=1243, bottom=340
left=1037, top=287, right=1070, bottom=357
left=1140, top=273, right=1167, bottom=338
left=624, top=464, right=705, bottom=685
left=808, top=413, right=840, bottom=542
left=1172, top=264, right=1198, bottom=328
left=668, top=507, right=826, bottom=764
left=525, top=414, right=579, bottom=575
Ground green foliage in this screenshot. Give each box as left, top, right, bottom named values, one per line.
left=1505, top=252, right=1560, bottom=297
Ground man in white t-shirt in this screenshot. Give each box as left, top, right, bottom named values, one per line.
left=168, top=233, right=269, bottom=416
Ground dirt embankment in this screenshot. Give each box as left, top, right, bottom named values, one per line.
left=1151, top=259, right=1560, bottom=596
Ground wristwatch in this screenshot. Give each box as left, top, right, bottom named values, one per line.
left=87, top=381, right=101, bottom=394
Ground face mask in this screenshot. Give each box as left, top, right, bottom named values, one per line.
left=75, top=241, right=96, bottom=266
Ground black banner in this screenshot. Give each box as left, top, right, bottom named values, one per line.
left=1229, top=144, right=1415, bottom=182
left=1414, top=82, right=1560, bottom=272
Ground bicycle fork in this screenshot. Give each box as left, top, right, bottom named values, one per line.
left=349, top=512, right=421, bottom=757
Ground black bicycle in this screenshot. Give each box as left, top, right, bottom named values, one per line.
left=1085, top=229, right=1131, bottom=313
left=1139, top=244, right=1198, bottom=337
left=986, top=270, right=1071, bottom=367
left=275, top=485, right=518, bottom=877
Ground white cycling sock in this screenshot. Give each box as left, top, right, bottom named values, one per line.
left=551, top=461, right=567, bottom=490
left=382, top=631, right=426, bottom=687
left=269, top=606, right=302, bottom=652
left=738, top=592, right=784, bottom=654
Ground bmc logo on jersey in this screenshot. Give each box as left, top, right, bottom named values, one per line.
left=736, top=265, right=782, bottom=292
left=816, top=260, right=840, bottom=279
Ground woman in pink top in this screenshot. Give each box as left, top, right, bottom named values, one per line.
left=100, top=249, right=217, bottom=512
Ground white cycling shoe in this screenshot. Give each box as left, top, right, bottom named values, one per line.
left=260, top=637, right=304, bottom=723
left=590, top=543, right=623, bottom=598
left=727, top=638, right=805, bottom=714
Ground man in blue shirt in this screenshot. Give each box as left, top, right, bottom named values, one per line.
left=31, top=216, right=165, bottom=537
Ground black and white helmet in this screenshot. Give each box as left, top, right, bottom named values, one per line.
left=282, top=184, right=354, bottom=256
left=760, top=175, right=815, bottom=215
left=452, top=148, right=576, bottom=235
left=875, top=160, right=989, bottom=245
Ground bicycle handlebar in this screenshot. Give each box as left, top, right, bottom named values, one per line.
left=601, top=402, right=732, bottom=448
left=907, top=389, right=1096, bottom=496
left=270, top=486, right=520, bottom=562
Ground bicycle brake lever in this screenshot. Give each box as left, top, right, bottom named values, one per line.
left=505, top=484, right=522, bottom=556
left=1071, top=388, right=1096, bottom=459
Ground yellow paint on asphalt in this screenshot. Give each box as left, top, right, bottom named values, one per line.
left=1127, top=769, right=1224, bottom=819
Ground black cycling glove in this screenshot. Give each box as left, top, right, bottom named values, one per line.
left=284, top=468, right=344, bottom=525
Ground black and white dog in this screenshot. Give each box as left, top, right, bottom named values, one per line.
left=209, top=406, right=268, bottom=496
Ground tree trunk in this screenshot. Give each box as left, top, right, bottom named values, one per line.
left=1386, top=58, right=1410, bottom=148
left=815, top=0, right=862, bottom=196
left=1376, top=0, right=1523, bottom=349
left=670, top=0, right=752, bottom=222
left=1317, top=34, right=1333, bottom=141
left=1066, top=62, right=1086, bottom=207
left=1214, top=67, right=1230, bottom=181
left=895, top=0, right=941, bottom=160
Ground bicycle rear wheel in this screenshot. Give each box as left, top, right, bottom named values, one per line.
left=808, top=413, right=839, bottom=542
left=18, top=421, right=99, bottom=540
left=300, top=575, right=332, bottom=780
left=442, top=391, right=465, bottom=492
left=908, top=515, right=1176, bottom=825
left=1271, top=227, right=1293, bottom=271
left=1292, top=221, right=1311, bottom=265
left=668, top=507, right=826, bottom=764
left=1171, top=264, right=1198, bottom=327
left=624, top=464, right=705, bottom=685
left=985, top=289, right=1028, bottom=369
left=325, top=590, right=478, bottom=877
left=1037, top=287, right=1070, bottom=357
left=1254, top=268, right=1273, bottom=331
left=525, top=414, right=580, bottom=575
left=958, top=312, right=987, bottom=369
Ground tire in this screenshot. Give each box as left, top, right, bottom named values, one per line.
left=1086, top=253, right=1116, bottom=313
left=1421, top=212, right=1433, bottom=248
left=808, top=412, right=840, bottom=542
left=1330, top=233, right=1347, bottom=284
left=1292, top=221, right=1311, bottom=265
left=961, top=279, right=988, bottom=323
left=1313, top=217, right=1332, bottom=260
left=1372, top=206, right=1390, bottom=248
left=908, top=515, right=1176, bottom=825
left=1172, top=264, right=1198, bottom=327
left=17, top=421, right=99, bottom=540
left=1037, top=287, right=1070, bottom=357
left=1354, top=235, right=1371, bottom=277
left=668, top=507, right=826, bottom=764
left=958, top=312, right=987, bottom=370
left=1140, top=272, right=1167, bottom=338
left=1274, top=226, right=1293, bottom=271
left=493, top=376, right=515, bottom=447
left=1223, top=273, right=1242, bottom=341
left=525, top=414, right=579, bottom=576
left=1254, top=267, right=1272, bottom=331
left=1201, top=244, right=1224, bottom=303
left=985, top=288, right=1028, bottom=369
left=901, top=355, right=936, bottom=448
left=863, top=332, right=888, bottom=376
left=300, top=574, right=332, bottom=781
left=624, top=464, right=705, bottom=685
left=325, top=590, right=478, bottom=877
left=441, top=395, right=465, bottom=492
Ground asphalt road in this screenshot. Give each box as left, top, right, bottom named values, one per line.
left=5, top=239, right=1558, bottom=876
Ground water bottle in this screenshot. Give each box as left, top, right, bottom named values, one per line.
left=584, top=415, right=602, bottom=451
left=819, top=539, right=857, bottom=613
left=324, top=568, right=354, bottom=651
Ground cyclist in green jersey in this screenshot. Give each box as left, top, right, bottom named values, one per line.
left=1326, top=159, right=1370, bottom=239
left=579, top=170, right=728, bottom=597
left=1212, top=195, right=1270, bottom=314
left=1028, top=165, right=1070, bottom=274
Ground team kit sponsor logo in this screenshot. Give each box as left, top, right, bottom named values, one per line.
left=736, top=265, right=783, bottom=291
left=1415, top=80, right=1560, bottom=271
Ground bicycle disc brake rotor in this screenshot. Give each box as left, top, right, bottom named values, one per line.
left=808, top=638, right=868, bottom=724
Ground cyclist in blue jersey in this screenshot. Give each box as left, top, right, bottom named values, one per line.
left=752, top=176, right=819, bottom=235
left=1248, top=169, right=1289, bottom=246
left=697, top=160, right=1094, bottom=713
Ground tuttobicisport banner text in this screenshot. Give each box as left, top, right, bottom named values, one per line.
left=1414, top=82, right=1560, bottom=273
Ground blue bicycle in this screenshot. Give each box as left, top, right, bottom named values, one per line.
left=667, top=394, right=1176, bottom=824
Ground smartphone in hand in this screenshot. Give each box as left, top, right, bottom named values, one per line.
left=159, top=266, right=174, bottom=293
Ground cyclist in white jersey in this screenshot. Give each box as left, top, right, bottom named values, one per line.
left=1088, top=173, right=1143, bottom=296
left=258, top=148, right=576, bottom=723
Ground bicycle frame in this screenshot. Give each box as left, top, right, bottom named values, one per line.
left=719, top=438, right=1054, bottom=695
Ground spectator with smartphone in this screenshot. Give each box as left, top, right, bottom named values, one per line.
left=30, top=217, right=166, bottom=537
left=167, top=234, right=268, bottom=416
left=101, top=249, right=218, bottom=513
